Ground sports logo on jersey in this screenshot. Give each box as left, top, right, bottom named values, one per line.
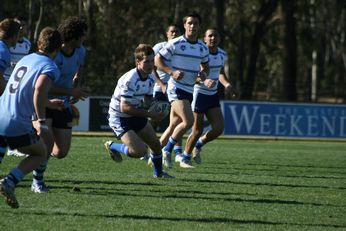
left=181, top=45, right=186, bottom=51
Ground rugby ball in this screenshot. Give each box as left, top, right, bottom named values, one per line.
left=148, top=101, right=170, bottom=118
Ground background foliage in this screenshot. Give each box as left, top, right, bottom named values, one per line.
left=1, top=0, right=345, bottom=102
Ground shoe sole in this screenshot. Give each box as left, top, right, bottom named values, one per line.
left=179, top=162, right=195, bottom=168
left=0, top=186, right=19, bottom=209
left=104, top=143, right=122, bottom=163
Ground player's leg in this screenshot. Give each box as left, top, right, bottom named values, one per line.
left=1, top=132, right=46, bottom=208
left=202, top=107, right=225, bottom=143
left=105, top=117, right=148, bottom=161
left=162, top=99, right=193, bottom=168
left=51, top=128, right=72, bottom=158
left=138, top=122, right=174, bottom=178
left=183, top=112, right=204, bottom=165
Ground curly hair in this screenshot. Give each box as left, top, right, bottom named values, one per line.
left=57, top=16, right=87, bottom=42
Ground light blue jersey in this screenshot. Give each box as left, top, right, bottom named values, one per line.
left=52, top=46, right=85, bottom=102
left=0, top=40, right=11, bottom=73
left=159, top=35, right=209, bottom=94
left=0, top=52, right=60, bottom=136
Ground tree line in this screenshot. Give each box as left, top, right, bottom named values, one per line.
left=1, top=0, right=345, bottom=103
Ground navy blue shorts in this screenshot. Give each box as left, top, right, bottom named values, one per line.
left=110, top=116, right=148, bottom=139
left=168, top=87, right=193, bottom=103
left=192, top=92, right=220, bottom=113
left=46, top=107, right=73, bottom=129
left=0, top=129, right=40, bottom=150
left=153, top=91, right=168, bottom=102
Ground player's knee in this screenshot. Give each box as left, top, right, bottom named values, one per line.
left=52, top=149, right=69, bottom=159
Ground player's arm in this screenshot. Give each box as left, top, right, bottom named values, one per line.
left=33, top=74, right=52, bottom=132
left=218, top=66, right=238, bottom=97
left=49, top=86, right=89, bottom=101
left=196, top=62, right=210, bottom=84
left=218, top=67, right=231, bottom=89
left=152, top=68, right=166, bottom=94
left=120, top=98, right=163, bottom=121
left=154, top=54, right=183, bottom=80
left=120, top=98, right=151, bottom=118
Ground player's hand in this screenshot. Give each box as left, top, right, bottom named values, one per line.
left=171, top=70, right=184, bottom=80
left=225, top=84, right=239, bottom=98
left=71, top=87, right=90, bottom=101
left=148, top=111, right=165, bottom=122
left=203, top=79, right=216, bottom=88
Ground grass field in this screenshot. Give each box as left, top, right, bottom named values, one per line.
left=0, top=136, right=345, bottom=231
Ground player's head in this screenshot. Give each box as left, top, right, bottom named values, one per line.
left=166, top=24, right=180, bottom=41
left=0, top=18, right=20, bottom=46
left=204, top=28, right=220, bottom=48
left=14, top=16, right=28, bottom=41
left=58, top=16, right=87, bottom=48
left=37, top=27, right=62, bottom=56
left=182, top=12, right=201, bottom=40
left=134, top=44, right=155, bottom=75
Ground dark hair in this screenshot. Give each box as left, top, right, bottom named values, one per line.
left=58, top=16, right=87, bottom=42
left=183, top=12, right=202, bottom=24
left=134, top=44, right=154, bottom=61
left=0, top=18, right=20, bottom=40
left=166, top=24, right=180, bottom=32
left=37, top=27, right=62, bottom=53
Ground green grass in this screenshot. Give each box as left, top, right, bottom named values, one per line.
left=0, top=137, right=345, bottom=231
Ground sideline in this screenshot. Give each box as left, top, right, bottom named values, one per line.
left=72, top=131, right=346, bottom=143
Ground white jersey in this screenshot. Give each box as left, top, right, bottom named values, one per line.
left=108, top=68, right=155, bottom=123
left=3, top=37, right=31, bottom=81
left=152, top=41, right=171, bottom=93
left=194, top=47, right=228, bottom=95
left=159, top=35, right=209, bottom=93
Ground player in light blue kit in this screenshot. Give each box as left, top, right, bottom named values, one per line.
left=0, top=27, right=62, bottom=208
left=30, top=16, right=89, bottom=193
left=104, top=44, right=174, bottom=178
left=0, top=18, right=20, bottom=164
left=186, top=28, right=236, bottom=164
left=155, top=12, right=209, bottom=168
left=5, top=16, right=33, bottom=157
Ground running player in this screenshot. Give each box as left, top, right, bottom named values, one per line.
left=104, top=44, right=174, bottom=178
left=155, top=12, right=209, bottom=168
left=0, top=27, right=62, bottom=208
left=185, top=28, right=236, bottom=164
left=30, top=16, right=89, bottom=193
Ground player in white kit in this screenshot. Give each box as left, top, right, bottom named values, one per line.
left=105, top=44, right=174, bottom=178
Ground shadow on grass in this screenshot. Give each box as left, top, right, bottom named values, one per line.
left=180, top=177, right=346, bottom=190
left=7, top=209, right=346, bottom=229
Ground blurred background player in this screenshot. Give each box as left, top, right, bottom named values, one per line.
left=151, top=24, right=184, bottom=165
left=155, top=12, right=209, bottom=168
left=0, top=18, right=20, bottom=164
left=104, top=44, right=174, bottom=178
left=0, top=27, right=62, bottom=208
left=5, top=16, right=33, bottom=157
left=185, top=28, right=237, bottom=165
left=30, top=16, right=89, bottom=193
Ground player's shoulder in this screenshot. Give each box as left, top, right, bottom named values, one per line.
left=171, top=35, right=185, bottom=46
